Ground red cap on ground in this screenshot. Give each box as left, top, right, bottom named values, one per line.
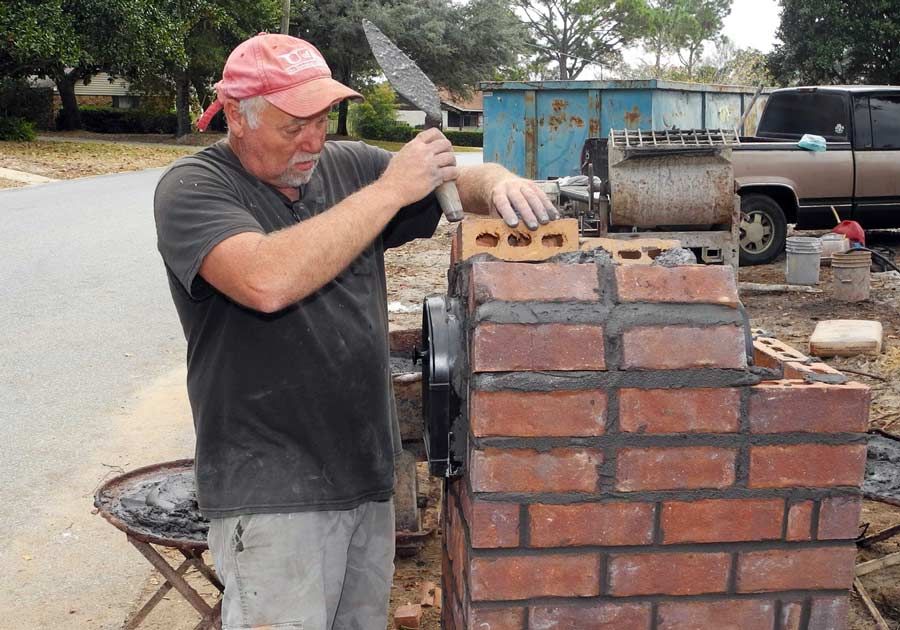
left=196, top=33, right=362, bottom=131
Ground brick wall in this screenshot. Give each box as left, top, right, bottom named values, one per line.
left=441, top=254, right=868, bottom=630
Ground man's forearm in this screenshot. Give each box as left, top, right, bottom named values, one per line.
left=202, top=181, right=403, bottom=312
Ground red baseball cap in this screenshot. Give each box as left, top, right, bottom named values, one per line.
left=196, top=33, right=362, bottom=131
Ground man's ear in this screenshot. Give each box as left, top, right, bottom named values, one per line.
left=223, top=99, right=244, bottom=137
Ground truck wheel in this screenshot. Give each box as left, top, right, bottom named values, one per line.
left=739, top=194, right=787, bottom=266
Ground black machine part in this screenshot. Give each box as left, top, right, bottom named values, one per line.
left=414, top=295, right=464, bottom=478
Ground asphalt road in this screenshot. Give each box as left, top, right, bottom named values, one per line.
left=0, top=150, right=483, bottom=628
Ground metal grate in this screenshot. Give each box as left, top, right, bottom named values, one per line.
left=610, top=128, right=740, bottom=148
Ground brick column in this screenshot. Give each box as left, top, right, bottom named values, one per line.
left=441, top=254, right=868, bottom=630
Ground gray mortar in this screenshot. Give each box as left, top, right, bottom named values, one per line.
left=653, top=247, right=698, bottom=266
left=473, top=368, right=767, bottom=391
left=390, top=355, right=420, bottom=375
left=864, top=433, right=900, bottom=501
left=107, top=471, right=208, bottom=542
left=550, top=249, right=615, bottom=266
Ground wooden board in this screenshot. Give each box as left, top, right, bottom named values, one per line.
left=809, top=319, right=883, bottom=357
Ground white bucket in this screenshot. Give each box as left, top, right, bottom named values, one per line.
left=785, top=236, right=823, bottom=285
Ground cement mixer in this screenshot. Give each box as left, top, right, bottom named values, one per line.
left=557, top=128, right=741, bottom=268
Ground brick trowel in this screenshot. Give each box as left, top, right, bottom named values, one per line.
left=362, top=19, right=465, bottom=222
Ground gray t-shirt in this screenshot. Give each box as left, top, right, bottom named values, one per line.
left=154, top=140, right=441, bottom=518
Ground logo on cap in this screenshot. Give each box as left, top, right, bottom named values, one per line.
left=278, top=48, right=328, bottom=75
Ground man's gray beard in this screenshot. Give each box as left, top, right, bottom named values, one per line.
left=276, top=161, right=317, bottom=188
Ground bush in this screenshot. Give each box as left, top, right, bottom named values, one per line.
left=0, top=117, right=37, bottom=141
left=78, top=106, right=177, bottom=134
left=444, top=130, right=483, bottom=147
left=0, top=79, right=54, bottom=129
left=349, top=84, right=418, bottom=142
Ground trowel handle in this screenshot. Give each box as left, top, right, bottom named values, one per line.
left=436, top=181, right=465, bottom=222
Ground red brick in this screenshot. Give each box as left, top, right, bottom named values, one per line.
left=615, top=264, right=739, bottom=306
left=619, top=388, right=741, bottom=434
left=748, top=381, right=870, bottom=433
left=529, top=502, right=655, bottom=547
left=458, top=481, right=521, bottom=548
left=471, top=389, right=606, bottom=438
left=471, top=323, right=605, bottom=372
left=530, top=603, right=652, bottom=629
left=471, top=261, right=600, bottom=304
left=809, top=596, right=850, bottom=630
left=783, top=361, right=844, bottom=381
left=786, top=501, right=813, bottom=541
left=471, top=448, right=602, bottom=493
left=468, top=606, right=526, bottom=629
left=616, top=447, right=736, bottom=491
left=818, top=495, right=863, bottom=540
left=657, top=600, right=775, bottom=630
left=661, top=498, right=783, bottom=544
left=736, top=546, right=857, bottom=592
left=607, top=552, right=730, bottom=596
left=753, top=337, right=810, bottom=370
left=622, top=325, right=747, bottom=369
left=470, top=553, right=601, bottom=601
left=394, top=603, right=422, bottom=628
left=748, top=444, right=867, bottom=488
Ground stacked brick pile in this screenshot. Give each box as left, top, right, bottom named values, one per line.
left=441, top=248, right=869, bottom=629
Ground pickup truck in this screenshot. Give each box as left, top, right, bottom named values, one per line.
left=735, top=86, right=900, bottom=264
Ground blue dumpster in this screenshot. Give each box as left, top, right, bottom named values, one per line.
left=477, top=79, right=768, bottom=179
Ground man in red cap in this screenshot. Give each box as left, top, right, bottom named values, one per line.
left=154, top=32, right=557, bottom=629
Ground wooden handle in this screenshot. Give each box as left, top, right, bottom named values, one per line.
left=435, top=181, right=465, bottom=222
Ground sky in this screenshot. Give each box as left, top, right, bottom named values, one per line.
left=618, top=0, right=782, bottom=71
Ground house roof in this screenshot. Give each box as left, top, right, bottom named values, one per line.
left=438, top=89, right=483, bottom=113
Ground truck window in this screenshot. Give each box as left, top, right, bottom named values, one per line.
left=853, top=96, right=872, bottom=148
left=870, top=95, right=900, bottom=149
left=757, top=92, right=849, bottom=141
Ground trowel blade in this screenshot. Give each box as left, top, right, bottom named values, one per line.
left=363, top=19, right=442, bottom=125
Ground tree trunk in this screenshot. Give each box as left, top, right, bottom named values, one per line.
left=337, top=99, right=349, bottom=136
left=175, top=72, right=192, bottom=138
left=55, top=73, right=82, bottom=130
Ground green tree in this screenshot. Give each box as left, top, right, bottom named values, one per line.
left=513, top=0, right=646, bottom=80
left=0, top=0, right=173, bottom=129
left=768, top=0, right=900, bottom=86
left=145, top=0, right=280, bottom=137
left=673, top=0, right=731, bottom=80
left=640, top=0, right=731, bottom=79
left=294, top=0, right=526, bottom=135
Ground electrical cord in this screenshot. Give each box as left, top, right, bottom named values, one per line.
left=851, top=245, right=900, bottom=274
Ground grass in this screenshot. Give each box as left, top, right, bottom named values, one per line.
left=362, top=138, right=482, bottom=152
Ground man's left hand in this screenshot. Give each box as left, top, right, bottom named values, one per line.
left=490, top=177, right=561, bottom=230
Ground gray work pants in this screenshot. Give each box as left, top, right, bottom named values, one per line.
left=207, top=500, right=395, bottom=630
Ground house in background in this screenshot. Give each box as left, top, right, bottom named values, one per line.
left=396, top=89, right=483, bottom=130
left=30, top=73, right=140, bottom=116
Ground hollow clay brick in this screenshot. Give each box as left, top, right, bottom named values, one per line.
left=748, top=381, right=870, bottom=433
left=457, top=218, right=579, bottom=262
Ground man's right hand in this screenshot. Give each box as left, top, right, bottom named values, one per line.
left=377, top=128, right=458, bottom=208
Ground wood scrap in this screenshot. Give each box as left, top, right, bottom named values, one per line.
left=739, top=282, right=822, bottom=294
left=433, top=587, right=442, bottom=611
left=856, top=550, right=900, bottom=576
left=853, top=578, right=891, bottom=630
